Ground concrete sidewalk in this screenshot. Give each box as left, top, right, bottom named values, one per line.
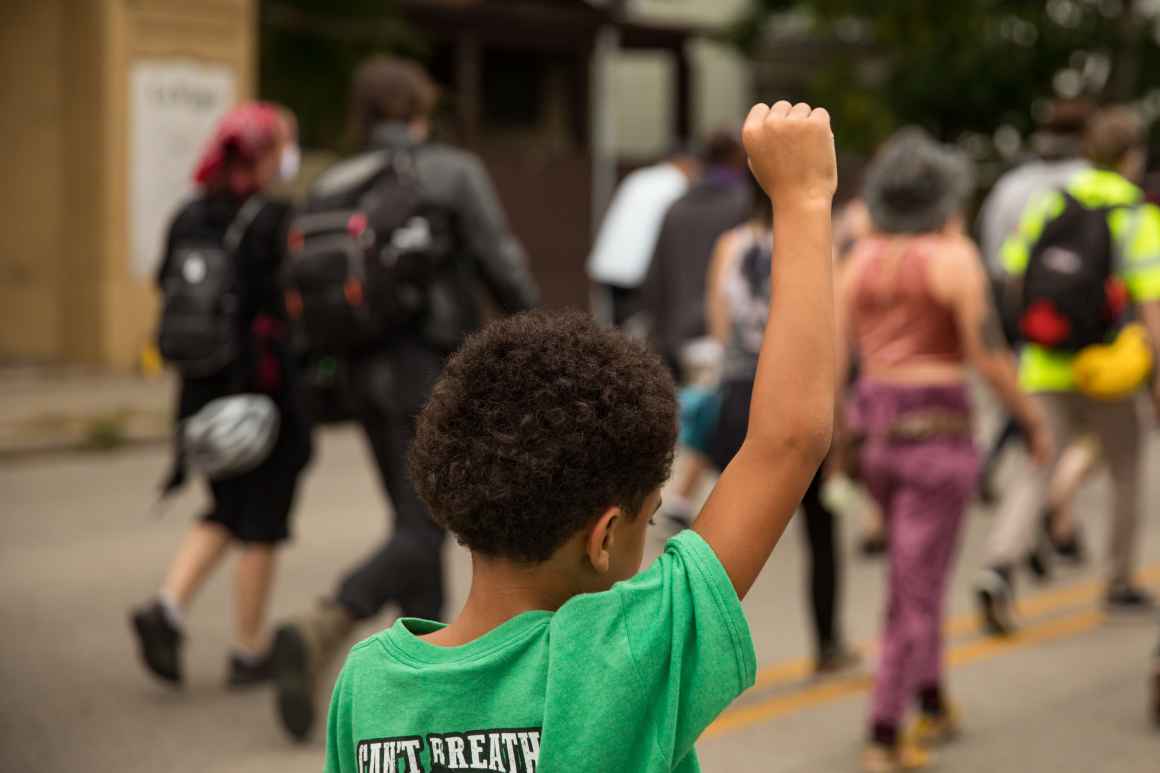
left=0, top=365, right=172, bottom=457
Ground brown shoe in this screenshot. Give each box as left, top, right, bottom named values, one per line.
left=861, top=742, right=931, bottom=772
left=271, top=601, right=356, bottom=741
left=907, top=704, right=961, bottom=748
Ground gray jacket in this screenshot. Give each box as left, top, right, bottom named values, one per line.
left=310, top=124, right=540, bottom=350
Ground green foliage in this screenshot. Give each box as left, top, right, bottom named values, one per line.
left=259, top=0, right=425, bottom=151
left=737, top=0, right=1155, bottom=152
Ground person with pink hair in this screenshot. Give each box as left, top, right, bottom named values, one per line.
left=130, top=102, right=314, bottom=690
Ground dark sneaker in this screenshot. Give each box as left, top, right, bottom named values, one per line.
left=815, top=642, right=861, bottom=676
left=1043, top=509, right=1086, bottom=565
left=1105, top=583, right=1155, bottom=613
left=272, top=601, right=355, bottom=741
left=1051, top=532, right=1086, bottom=565
left=1024, top=538, right=1052, bottom=583
left=227, top=651, right=275, bottom=688
left=130, top=600, right=184, bottom=686
left=975, top=569, right=1016, bottom=637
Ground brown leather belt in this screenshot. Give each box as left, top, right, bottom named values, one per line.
left=887, top=411, right=972, bottom=442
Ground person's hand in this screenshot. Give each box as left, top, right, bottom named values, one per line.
left=742, top=100, right=837, bottom=211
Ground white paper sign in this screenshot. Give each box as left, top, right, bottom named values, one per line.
left=130, top=60, right=236, bottom=278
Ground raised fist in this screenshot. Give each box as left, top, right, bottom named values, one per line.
left=742, top=101, right=837, bottom=209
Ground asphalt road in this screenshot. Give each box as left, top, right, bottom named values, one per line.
left=2, top=413, right=1158, bottom=772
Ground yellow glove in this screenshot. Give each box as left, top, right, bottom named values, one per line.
left=1072, top=323, right=1154, bottom=400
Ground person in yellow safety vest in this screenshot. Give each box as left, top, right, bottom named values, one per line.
left=976, top=106, right=1160, bottom=637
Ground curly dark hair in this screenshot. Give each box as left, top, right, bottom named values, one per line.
left=409, top=310, right=678, bottom=563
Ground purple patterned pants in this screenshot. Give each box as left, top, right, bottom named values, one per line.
left=856, top=381, right=980, bottom=728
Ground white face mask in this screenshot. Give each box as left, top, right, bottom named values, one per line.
left=279, top=144, right=301, bottom=181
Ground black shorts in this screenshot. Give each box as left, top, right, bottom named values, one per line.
left=202, top=464, right=302, bottom=544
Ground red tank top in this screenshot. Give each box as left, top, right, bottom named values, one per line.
left=851, top=235, right=964, bottom=371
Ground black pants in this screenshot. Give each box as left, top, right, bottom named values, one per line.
left=800, top=472, right=840, bottom=652
left=710, top=378, right=842, bottom=654
left=335, top=339, right=447, bottom=622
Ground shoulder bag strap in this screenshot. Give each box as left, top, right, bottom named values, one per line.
left=224, top=196, right=266, bottom=256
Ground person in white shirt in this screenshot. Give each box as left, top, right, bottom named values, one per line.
left=587, top=148, right=699, bottom=326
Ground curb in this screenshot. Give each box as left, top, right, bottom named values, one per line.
left=0, top=409, right=171, bottom=462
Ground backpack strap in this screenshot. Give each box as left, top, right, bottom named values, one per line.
left=224, top=196, right=266, bottom=255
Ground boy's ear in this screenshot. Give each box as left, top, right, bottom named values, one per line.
left=586, top=506, right=621, bottom=574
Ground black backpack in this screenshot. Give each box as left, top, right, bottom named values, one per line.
left=284, top=149, right=454, bottom=354
left=1019, top=191, right=1126, bottom=351
left=156, top=197, right=265, bottom=377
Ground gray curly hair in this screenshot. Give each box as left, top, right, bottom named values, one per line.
left=863, top=127, right=974, bottom=234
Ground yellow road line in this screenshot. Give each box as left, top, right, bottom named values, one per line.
left=947, top=609, right=1104, bottom=669
left=749, top=562, right=1160, bottom=692
left=707, top=604, right=1111, bottom=739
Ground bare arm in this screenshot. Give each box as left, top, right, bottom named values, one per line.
left=693, top=102, right=836, bottom=599
left=940, top=241, right=1051, bottom=463
left=705, top=231, right=738, bottom=345
left=833, top=254, right=860, bottom=400
left=829, top=253, right=860, bottom=451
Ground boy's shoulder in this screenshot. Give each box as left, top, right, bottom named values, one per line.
left=551, top=530, right=737, bottom=631
left=340, top=629, right=393, bottom=673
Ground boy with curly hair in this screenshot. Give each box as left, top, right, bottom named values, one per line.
left=324, top=102, right=838, bottom=772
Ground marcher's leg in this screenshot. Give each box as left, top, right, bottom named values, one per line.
left=335, top=347, right=446, bottom=620
left=860, top=443, right=910, bottom=748
left=867, top=477, right=931, bottom=771
left=130, top=521, right=231, bottom=687
left=274, top=343, right=445, bottom=740
left=224, top=543, right=280, bottom=688
left=160, top=521, right=232, bottom=610
left=977, top=393, right=1075, bottom=635
left=1085, top=397, right=1150, bottom=606
left=801, top=470, right=854, bottom=672
left=234, top=544, right=277, bottom=654
left=870, top=440, right=975, bottom=763
left=906, top=442, right=977, bottom=747
left=978, top=416, right=1023, bottom=505
left=1044, top=438, right=1100, bottom=560
left=663, top=452, right=710, bottom=529
left=870, top=553, right=909, bottom=732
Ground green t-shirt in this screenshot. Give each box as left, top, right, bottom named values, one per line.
left=324, top=530, right=756, bottom=773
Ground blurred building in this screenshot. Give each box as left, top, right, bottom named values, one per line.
left=614, top=0, right=752, bottom=159
left=0, top=0, right=256, bottom=369
left=0, top=0, right=749, bottom=369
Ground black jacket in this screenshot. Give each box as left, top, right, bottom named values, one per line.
left=158, top=193, right=313, bottom=487
left=308, top=124, right=540, bottom=351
